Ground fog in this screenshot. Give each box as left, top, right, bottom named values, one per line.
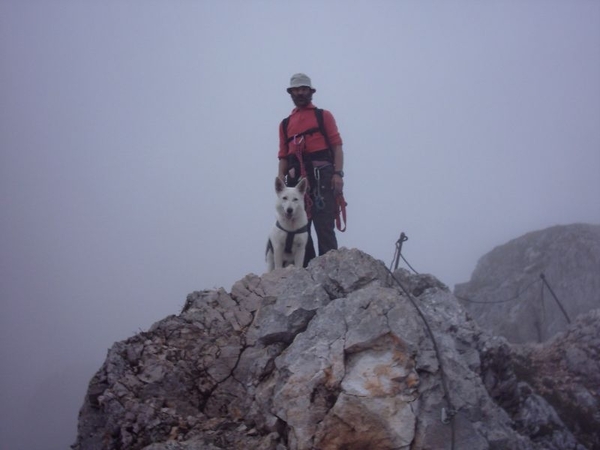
left=1, top=1, right=599, bottom=449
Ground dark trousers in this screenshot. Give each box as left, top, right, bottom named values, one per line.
left=286, top=163, right=338, bottom=267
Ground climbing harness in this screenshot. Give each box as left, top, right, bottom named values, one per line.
left=281, top=108, right=348, bottom=229
left=282, top=108, right=333, bottom=161
left=275, top=221, right=309, bottom=254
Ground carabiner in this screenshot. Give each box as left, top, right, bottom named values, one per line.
left=313, top=166, right=321, bottom=181
left=315, top=195, right=325, bottom=211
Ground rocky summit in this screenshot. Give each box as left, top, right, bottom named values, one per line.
left=73, top=247, right=599, bottom=450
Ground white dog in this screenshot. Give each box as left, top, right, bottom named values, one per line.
left=266, top=177, right=309, bottom=271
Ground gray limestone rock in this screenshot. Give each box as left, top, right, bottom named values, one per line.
left=74, top=246, right=598, bottom=450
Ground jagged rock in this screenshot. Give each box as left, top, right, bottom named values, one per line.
left=74, top=248, right=598, bottom=450
left=455, top=223, right=600, bottom=344
left=478, top=308, right=600, bottom=450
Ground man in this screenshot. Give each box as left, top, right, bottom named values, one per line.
left=277, top=73, right=345, bottom=266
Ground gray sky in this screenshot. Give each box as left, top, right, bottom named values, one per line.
left=1, top=1, right=599, bottom=449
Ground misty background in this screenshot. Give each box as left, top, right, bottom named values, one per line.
left=1, top=1, right=599, bottom=449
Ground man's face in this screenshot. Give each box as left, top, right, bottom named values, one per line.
left=289, top=86, right=313, bottom=107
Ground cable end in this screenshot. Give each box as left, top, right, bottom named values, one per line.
left=441, top=407, right=457, bottom=424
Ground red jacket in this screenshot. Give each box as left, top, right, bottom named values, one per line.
left=278, top=104, right=343, bottom=160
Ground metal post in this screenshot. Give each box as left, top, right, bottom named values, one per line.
left=393, top=232, right=408, bottom=271
left=540, top=273, right=571, bottom=324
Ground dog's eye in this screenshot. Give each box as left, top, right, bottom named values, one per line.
left=282, top=196, right=288, bottom=200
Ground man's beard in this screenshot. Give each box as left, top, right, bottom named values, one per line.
left=291, top=92, right=313, bottom=107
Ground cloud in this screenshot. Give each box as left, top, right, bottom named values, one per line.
left=1, top=1, right=599, bottom=449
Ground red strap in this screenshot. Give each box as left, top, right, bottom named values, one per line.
left=335, top=193, right=347, bottom=232
left=294, top=138, right=313, bottom=219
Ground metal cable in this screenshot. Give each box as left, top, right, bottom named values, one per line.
left=455, top=277, right=541, bottom=304
left=401, top=253, right=419, bottom=275
left=383, top=263, right=456, bottom=450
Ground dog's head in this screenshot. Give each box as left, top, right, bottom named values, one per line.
left=275, top=177, right=307, bottom=220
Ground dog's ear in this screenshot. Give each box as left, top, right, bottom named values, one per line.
left=275, top=177, right=285, bottom=193
left=296, top=177, right=308, bottom=195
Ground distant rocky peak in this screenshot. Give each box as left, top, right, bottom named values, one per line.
left=456, top=223, right=600, bottom=344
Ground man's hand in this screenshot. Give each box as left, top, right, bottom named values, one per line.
left=332, top=174, right=344, bottom=195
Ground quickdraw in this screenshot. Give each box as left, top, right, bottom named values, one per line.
left=313, top=166, right=326, bottom=211
left=335, top=193, right=347, bottom=232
